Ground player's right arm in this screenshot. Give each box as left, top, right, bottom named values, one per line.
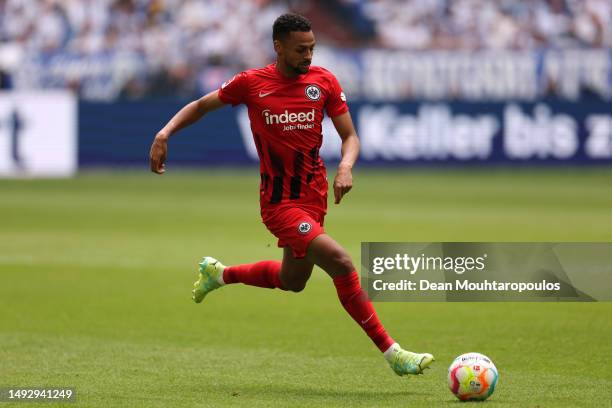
left=149, top=90, right=225, bottom=174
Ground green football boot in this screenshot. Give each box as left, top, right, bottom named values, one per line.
left=388, top=347, right=435, bottom=376
left=192, top=256, right=225, bottom=303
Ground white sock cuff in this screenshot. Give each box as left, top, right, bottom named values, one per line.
left=217, top=267, right=226, bottom=285
left=383, top=342, right=401, bottom=361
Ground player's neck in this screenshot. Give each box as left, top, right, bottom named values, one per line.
left=275, top=61, right=301, bottom=79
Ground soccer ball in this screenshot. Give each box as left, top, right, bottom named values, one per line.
left=448, top=352, right=499, bottom=401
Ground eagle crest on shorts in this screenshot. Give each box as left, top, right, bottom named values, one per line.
left=298, top=222, right=312, bottom=234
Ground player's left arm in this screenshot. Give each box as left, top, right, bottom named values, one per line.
left=331, top=111, right=360, bottom=204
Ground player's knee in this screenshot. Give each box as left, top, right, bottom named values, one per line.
left=280, top=270, right=310, bottom=292
left=285, top=280, right=307, bottom=292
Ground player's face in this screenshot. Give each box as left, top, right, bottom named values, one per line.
left=276, top=31, right=316, bottom=75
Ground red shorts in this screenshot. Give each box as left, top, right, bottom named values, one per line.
left=261, top=205, right=325, bottom=259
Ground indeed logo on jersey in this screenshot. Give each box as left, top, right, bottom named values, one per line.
left=262, top=109, right=315, bottom=131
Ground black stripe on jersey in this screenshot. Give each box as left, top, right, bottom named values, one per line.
left=267, top=145, right=285, bottom=204
left=260, top=173, right=269, bottom=192
left=306, top=147, right=318, bottom=184
left=255, top=133, right=268, bottom=194
left=268, top=145, right=285, bottom=175
left=270, top=176, right=283, bottom=204
left=290, top=151, right=304, bottom=200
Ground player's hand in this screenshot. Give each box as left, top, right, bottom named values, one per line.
left=333, top=166, right=353, bottom=204
left=149, top=133, right=168, bottom=174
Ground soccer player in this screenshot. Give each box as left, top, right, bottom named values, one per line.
left=149, top=13, right=434, bottom=376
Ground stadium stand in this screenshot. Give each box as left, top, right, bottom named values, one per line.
left=0, top=0, right=610, bottom=99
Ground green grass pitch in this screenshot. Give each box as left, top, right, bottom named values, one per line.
left=1, top=168, right=611, bottom=407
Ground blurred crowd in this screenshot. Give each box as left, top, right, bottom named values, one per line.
left=0, top=0, right=611, bottom=98
left=0, top=0, right=287, bottom=97
left=364, top=0, right=611, bottom=50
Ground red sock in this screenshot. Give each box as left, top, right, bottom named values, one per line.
left=333, top=271, right=395, bottom=353
left=223, top=261, right=285, bottom=290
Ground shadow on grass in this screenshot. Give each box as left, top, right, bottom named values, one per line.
left=443, top=398, right=514, bottom=406
left=215, top=383, right=430, bottom=400
left=210, top=384, right=514, bottom=406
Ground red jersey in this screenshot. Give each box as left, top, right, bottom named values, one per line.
left=217, top=63, right=349, bottom=215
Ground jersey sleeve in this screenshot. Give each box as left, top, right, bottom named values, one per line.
left=324, top=74, right=349, bottom=118
left=218, top=71, right=249, bottom=106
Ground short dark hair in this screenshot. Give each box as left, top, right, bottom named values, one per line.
left=272, top=13, right=312, bottom=41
